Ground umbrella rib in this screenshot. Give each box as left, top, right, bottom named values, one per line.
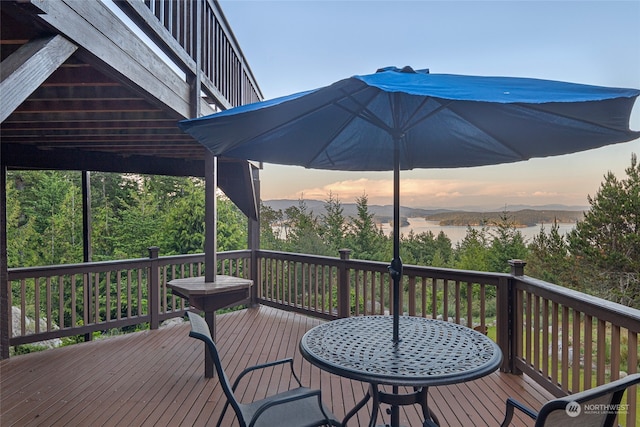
left=446, top=103, right=528, bottom=159
left=398, top=99, right=454, bottom=169
left=304, top=88, right=386, bottom=167
left=402, top=97, right=446, bottom=132
left=333, top=89, right=395, bottom=135
left=518, top=102, right=636, bottom=134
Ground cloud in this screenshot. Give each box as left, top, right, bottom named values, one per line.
left=282, top=177, right=588, bottom=208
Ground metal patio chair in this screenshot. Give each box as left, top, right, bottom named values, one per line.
left=187, top=312, right=341, bottom=427
left=500, top=373, right=640, bottom=426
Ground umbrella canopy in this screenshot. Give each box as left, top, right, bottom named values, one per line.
left=180, top=66, right=639, bottom=171
left=179, top=66, right=639, bottom=345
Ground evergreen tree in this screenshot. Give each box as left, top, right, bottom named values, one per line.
left=319, top=191, right=347, bottom=253
left=46, top=183, right=84, bottom=264
left=568, top=153, right=639, bottom=307
left=5, top=175, right=39, bottom=267
left=527, top=220, right=574, bottom=285
left=91, top=173, right=138, bottom=260
left=159, top=178, right=206, bottom=255
left=283, top=199, right=329, bottom=255
left=487, top=210, right=528, bottom=273
left=346, top=194, right=388, bottom=260
left=453, top=225, right=490, bottom=271
left=401, top=230, right=453, bottom=267
left=259, top=202, right=285, bottom=251
left=110, top=175, right=162, bottom=259
left=217, top=195, right=247, bottom=251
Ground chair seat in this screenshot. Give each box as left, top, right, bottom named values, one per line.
left=240, top=386, right=340, bottom=427
left=187, top=312, right=340, bottom=427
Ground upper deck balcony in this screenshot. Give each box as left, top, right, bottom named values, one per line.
left=1, top=0, right=260, bottom=180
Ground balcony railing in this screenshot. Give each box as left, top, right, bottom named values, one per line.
left=7, top=249, right=639, bottom=425
left=117, top=0, right=262, bottom=109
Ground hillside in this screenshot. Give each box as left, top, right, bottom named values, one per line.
left=263, top=199, right=585, bottom=227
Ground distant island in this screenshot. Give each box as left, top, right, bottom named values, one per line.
left=421, top=209, right=583, bottom=227
left=263, top=199, right=585, bottom=228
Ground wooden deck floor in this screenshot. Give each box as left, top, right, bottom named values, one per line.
left=1, top=306, right=554, bottom=426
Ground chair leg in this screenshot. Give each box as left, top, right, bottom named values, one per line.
left=216, top=401, right=231, bottom=427
left=500, top=401, right=515, bottom=427
left=501, top=397, right=537, bottom=427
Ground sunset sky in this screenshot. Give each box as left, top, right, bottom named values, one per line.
left=219, top=0, right=640, bottom=210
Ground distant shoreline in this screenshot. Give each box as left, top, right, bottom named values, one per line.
left=379, top=218, right=577, bottom=244
left=263, top=199, right=585, bottom=229
left=375, top=209, right=583, bottom=228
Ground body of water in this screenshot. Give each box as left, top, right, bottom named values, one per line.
left=380, top=217, right=576, bottom=245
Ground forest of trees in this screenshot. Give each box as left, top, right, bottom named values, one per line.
left=5, top=154, right=639, bottom=309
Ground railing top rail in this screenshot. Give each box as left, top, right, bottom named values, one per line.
left=7, top=250, right=252, bottom=280
left=256, top=250, right=344, bottom=267
left=257, top=249, right=505, bottom=284
left=8, top=257, right=153, bottom=279
left=515, top=275, right=640, bottom=332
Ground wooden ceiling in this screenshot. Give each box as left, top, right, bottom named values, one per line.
left=1, top=1, right=207, bottom=174
left=1, top=0, right=259, bottom=218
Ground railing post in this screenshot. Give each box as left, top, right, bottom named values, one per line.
left=338, top=249, right=351, bottom=318
left=496, top=275, right=510, bottom=372
left=148, top=246, right=160, bottom=330
left=509, top=259, right=527, bottom=277
left=507, top=259, right=527, bottom=375
left=248, top=166, right=260, bottom=307
left=0, top=165, right=9, bottom=359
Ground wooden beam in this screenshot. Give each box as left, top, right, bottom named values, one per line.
left=2, top=143, right=204, bottom=177
left=35, top=0, right=194, bottom=118
left=0, top=35, right=78, bottom=121
left=204, top=152, right=217, bottom=282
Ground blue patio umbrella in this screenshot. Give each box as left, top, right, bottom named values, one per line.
left=179, top=66, right=639, bottom=344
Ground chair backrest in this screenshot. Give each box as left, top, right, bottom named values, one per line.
left=187, top=312, right=244, bottom=421
left=535, top=373, right=640, bottom=427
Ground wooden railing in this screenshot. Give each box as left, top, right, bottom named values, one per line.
left=510, top=269, right=639, bottom=424
left=7, top=249, right=251, bottom=346
left=118, top=0, right=262, bottom=109
left=7, top=249, right=639, bottom=424
left=255, top=250, right=639, bottom=425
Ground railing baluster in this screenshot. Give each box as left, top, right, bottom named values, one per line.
left=20, top=278, right=26, bottom=335
left=561, top=305, right=569, bottom=388
left=105, top=271, right=111, bottom=322
left=542, top=298, right=549, bottom=379
left=533, top=295, right=540, bottom=372
left=34, top=277, right=40, bottom=334
left=117, top=271, right=122, bottom=320
left=127, top=270, right=132, bottom=318
left=137, top=269, right=143, bottom=317
left=572, top=309, right=581, bottom=392
left=597, top=319, right=606, bottom=385
left=95, top=273, right=101, bottom=323
left=611, top=324, right=621, bottom=381
left=551, top=301, right=559, bottom=385
left=583, top=314, right=593, bottom=389
left=58, top=276, right=64, bottom=329
left=71, top=275, right=77, bottom=328
left=454, top=280, right=461, bottom=323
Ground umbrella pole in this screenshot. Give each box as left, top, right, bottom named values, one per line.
left=390, top=138, right=402, bottom=344
left=390, top=137, right=403, bottom=427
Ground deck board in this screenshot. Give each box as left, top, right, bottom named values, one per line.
left=1, top=306, right=554, bottom=426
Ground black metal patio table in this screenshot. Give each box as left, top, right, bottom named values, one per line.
left=299, top=315, right=503, bottom=427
